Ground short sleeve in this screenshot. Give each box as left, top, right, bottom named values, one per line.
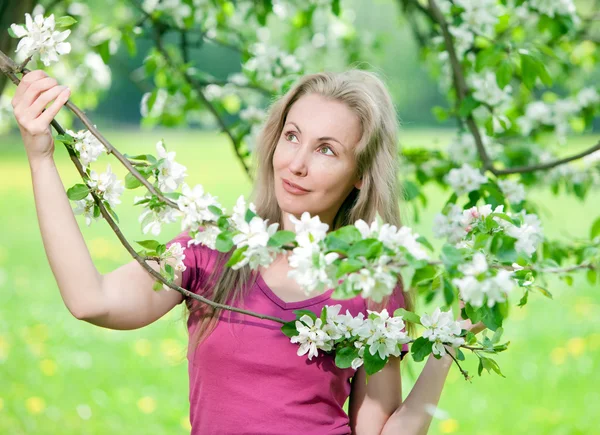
left=165, top=230, right=214, bottom=304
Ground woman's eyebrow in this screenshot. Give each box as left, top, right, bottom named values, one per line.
left=287, top=121, right=345, bottom=148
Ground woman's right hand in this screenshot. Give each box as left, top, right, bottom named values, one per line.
left=11, top=69, right=71, bottom=163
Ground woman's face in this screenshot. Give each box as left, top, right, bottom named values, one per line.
left=272, top=93, right=363, bottom=231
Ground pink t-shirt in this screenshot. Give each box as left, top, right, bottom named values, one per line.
left=167, top=231, right=409, bottom=435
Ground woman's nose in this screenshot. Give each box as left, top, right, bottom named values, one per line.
left=288, top=146, right=309, bottom=177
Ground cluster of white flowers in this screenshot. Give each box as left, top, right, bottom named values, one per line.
left=142, top=0, right=192, bottom=28
left=66, top=128, right=106, bottom=167
left=73, top=164, right=124, bottom=226
left=528, top=0, right=579, bottom=23
left=444, top=163, right=488, bottom=196
left=290, top=306, right=410, bottom=367
left=230, top=196, right=280, bottom=270
left=287, top=212, right=340, bottom=295
left=420, top=307, right=466, bottom=357
left=135, top=195, right=179, bottom=235
left=452, top=252, right=515, bottom=308
left=469, top=70, right=513, bottom=108
left=497, top=179, right=526, bottom=204
left=433, top=204, right=544, bottom=259
left=163, top=242, right=186, bottom=272
left=517, top=88, right=599, bottom=141
left=140, top=89, right=187, bottom=120
left=10, top=13, right=71, bottom=66
left=355, top=219, right=430, bottom=261
left=176, top=183, right=223, bottom=236
left=243, top=42, right=302, bottom=91
left=155, top=140, right=187, bottom=193
left=446, top=131, right=501, bottom=165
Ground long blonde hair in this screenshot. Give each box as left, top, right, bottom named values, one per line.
left=184, top=69, right=415, bottom=349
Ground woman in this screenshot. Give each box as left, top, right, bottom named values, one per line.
left=12, top=68, right=474, bottom=434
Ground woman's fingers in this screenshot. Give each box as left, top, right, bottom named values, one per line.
left=12, top=69, right=48, bottom=103
left=29, top=85, right=69, bottom=119
left=17, top=76, right=59, bottom=112
left=37, top=87, right=71, bottom=127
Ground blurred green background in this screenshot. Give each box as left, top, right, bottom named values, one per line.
left=1, top=0, right=600, bottom=433
left=0, top=129, right=599, bottom=434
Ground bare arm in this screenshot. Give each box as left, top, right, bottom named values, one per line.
left=14, top=69, right=183, bottom=330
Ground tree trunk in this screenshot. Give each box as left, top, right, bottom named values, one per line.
left=0, top=0, right=36, bottom=96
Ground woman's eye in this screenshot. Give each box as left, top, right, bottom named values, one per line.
left=319, top=145, right=335, bottom=156
left=285, top=132, right=299, bottom=143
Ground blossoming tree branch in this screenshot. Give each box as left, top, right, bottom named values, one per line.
left=1, top=0, right=599, bottom=380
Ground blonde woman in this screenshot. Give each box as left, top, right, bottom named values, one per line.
left=12, top=69, right=472, bottom=434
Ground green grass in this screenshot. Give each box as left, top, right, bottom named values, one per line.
left=0, top=128, right=598, bottom=434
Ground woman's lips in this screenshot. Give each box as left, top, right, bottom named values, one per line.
left=282, top=178, right=310, bottom=195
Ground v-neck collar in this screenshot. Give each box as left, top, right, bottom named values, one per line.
left=256, top=272, right=334, bottom=310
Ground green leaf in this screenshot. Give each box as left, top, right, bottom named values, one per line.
left=8, top=27, right=17, bottom=38
left=325, top=235, right=350, bottom=254
left=152, top=280, right=163, bottom=291
left=281, top=320, right=298, bottom=338
left=55, top=133, right=75, bottom=145
left=520, top=53, right=539, bottom=90
left=268, top=230, right=296, bottom=247
left=136, top=239, right=160, bottom=251
left=226, top=246, right=248, bottom=267
left=125, top=172, right=143, bottom=189
left=475, top=46, right=505, bottom=72
left=587, top=269, right=598, bottom=285
left=348, top=239, right=383, bottom=259
left=293, top=309, right=318, bottom=322
left=123, top=153, right=157, bottom=164
left=215, top=232, right=234, bottom=252
left=496, top=59, right=514, bottom=89
left=67, top=184, right=91, bottom=201
left=533, top=285, right=553, bottom=299
left=364, top=347, right=387, bottom=375
left=336, top=259, right=364, bottom=279
left=411, top=337, right=433, bottom=362
left=393, top=308, right=421, bottom=325
left=93, top=204, right=101, bottom=218
left=416, top=235, right=434, bottom=252
left=208, top=205, right=223, bottom=217
left=590, top=217, right=600, bottom=239
left=335, top=346, right=359, bottom=369
left=479, top=356, right=506, bottom=377
left=104, top=201, right=119, bottom=224
left=441, top=244, right=463, bottom=268
left=244, top=208, right=256, bottom=223
left=96, top=39, right=111, bottom=64
left=55, top=16, right=78, bottom=28
left=491, top=327, right=504, bottom=344
left=331, top=0, right=341, bottom=16
left=403, top=180, right=420, bottom=201
left=443, top=277, right=455, bottom=306
left=458, top=95, right=480, bottom=117
left=156, top=244, right=166, bottom=256
left=331, top=226, right=362, bottom=244
left=518, top=290, right=529, bottom=307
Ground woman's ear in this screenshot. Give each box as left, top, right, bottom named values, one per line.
left=354, top=178, right=363, bottom=190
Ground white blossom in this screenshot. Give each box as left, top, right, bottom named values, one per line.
left=72, top=193, right=97, bottom=226
left=290, top=315, right=332, bottom=360
left=231, top=216, right=279, bottom=270
left=66, top=128, right=106, bottom=167
left=155, top=140, right=187, bottom=193
left=176, top=183, right=223, bottom=231
left=88, top=164, right=124, bottom=208
left=420, top=307, right=465, bottom=357
left=468, top=70, right=512, bottom=107
left=498, top=179, right=526, bottom=204
left=289, top=212, right=329, bottom=247
left=11, top=13, right=71, bottom=66
left=445, top=163, right=488, bottom=196
left=163, top=242, right=186, bottom=273
left=288, top=243, right=339, bottom=294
